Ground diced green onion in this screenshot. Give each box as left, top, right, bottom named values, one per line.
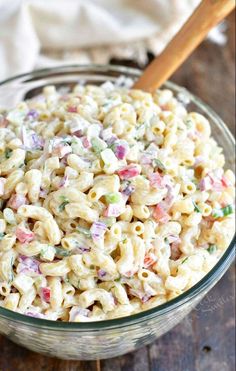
left=99, top=217, right=116, bottom=227
left=5, top=148, right=13, bottom=159
left=222, top=205, right=233, bottom=216
left=105, top=192, right=121, bottom=204
left=0, top=233, right=5, bottom=241
left=207, top=245, right=217, bottom=254
left=58, top=200, right=69, bottom=212
left=185, top=119, right=193, bottom=128
left=135, top=122, right=146, bottom=139
left=108, top=142, right=116, bottom=151
left=63, top=277, right=70, bottom=284
left=77, top=225, right=91, bottom=237
left=58, top=196, right=69, bottom=211
left=55, top=247, right=71, bottom=257
left=192, top=179, right=200, bottom=190
left=59, top=195, right=68, bottom=202
left=212, top=204, right=233, bottom=218
left=181, top=257, right=188, bottom=264
left=40, top=245, right=55, bottom=262
left=153, top=158, right=166, bottom=172
left=192, top=201, right=201, bottom=213
left=91, top=137, right=107, bottom=154
left=62, top=138, right=73, bottom=145
left=92, top=201, right=105, bottom=214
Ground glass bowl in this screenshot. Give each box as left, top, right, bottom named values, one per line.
left=0, top=65, right=235, bottom=360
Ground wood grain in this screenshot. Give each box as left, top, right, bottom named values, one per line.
left=0, top=11, right=235, bottom=371
left=133, top=0, right=235, bottom=91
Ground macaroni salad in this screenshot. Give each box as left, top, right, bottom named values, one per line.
left=0, top=82, right=235, bottom=322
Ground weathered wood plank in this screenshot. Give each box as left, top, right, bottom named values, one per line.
left=119, top=345, right=150, bottom=371
left=193, top=265, right=235, bottom=371
left=172, top=12, right=235, bottom=134
left=147, top=265, right=235, bottom=371
left=148, top=307, right=196, bottom=371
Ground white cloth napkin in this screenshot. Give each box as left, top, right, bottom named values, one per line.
left=0, top=0, right=201, bottom=80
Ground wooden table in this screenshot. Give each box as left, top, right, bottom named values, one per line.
left=0, top=12, right=235, bottom=371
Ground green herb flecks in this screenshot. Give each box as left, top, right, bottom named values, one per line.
left=58, top=201, right=69, bottom=212
left=77, top=225, right=92, bottom=237
left=91, top=137, right=107, bottom=154
left=212, top=204, right=234, bottom=218
left=192, top=178, right=200, bottom=190
left=63, top=277, right=70, bottom=284
left=192, top=201, right=201, bottom=213
left=58, top=195, right=69, bottom=212
left=135, top=122, right=146, bottom=139
left=105, top=192, right=121, bottom=204
left=62, top=139, right=71, bottom=145
left=55, top=247, right=71, bottom=257
left=153, top=158, right=166, bottom=172
left=107, top=142, right=116, bottom=152
left=181, top=257, right=189, bottom=264
left=185, top=119, right=193, bottom=128
left=5, top=148, right=13, bottom=159
left=99, top=216, right=116, bottom=227
left=0, top=232, right=5, bottom=241
left=207, top=245, right=218, bottom=254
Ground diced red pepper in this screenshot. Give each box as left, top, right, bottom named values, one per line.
left=221, top=175, right=231, bottom=188
left=170, top=241, right=181, bottom=261
left=0, top=117, right=9, bottom=128
left=148, top=172, right=163, bottom=188
left=82, top=137, right=91, bottom=149
left=200, top=171, right=231, bottom=192
left=143, top=254, right=156, bottom=268
left=67, top=106, right=77, bottom=113
left=153, top=204, right=170, bottom=223
left=117, top=165, right=140, bottom=180
left=16, top=227, right=35, bottom=244
left=72, top=129, right=83, bottom=138
left=40, top=287, right=51, bottom=303
left=8, top=194, right=27, bottom=210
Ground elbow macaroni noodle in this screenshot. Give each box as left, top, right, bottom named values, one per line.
left=0, top=82, right=235, bottom=321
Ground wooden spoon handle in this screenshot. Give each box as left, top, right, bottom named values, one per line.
left=133, top=0, right=235, bottom=91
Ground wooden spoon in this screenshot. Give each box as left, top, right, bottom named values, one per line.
left=133, top=0, right=235, bottom=91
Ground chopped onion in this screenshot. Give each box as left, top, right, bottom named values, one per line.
left=90, top=221, right=107, bottom=241
left=104, top=204, right=123, bottom=217
left=69, top=306, right=90, bottom=321
left=0, top=177, right=6, bottom=196
left=8, top=194, right=27, bottom=210
left=153, top=204, right=170, bottom=223
left=17, top=256, right=41, bottom=275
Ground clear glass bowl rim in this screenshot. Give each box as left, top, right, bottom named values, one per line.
left=0, top=64, right=235, bottom=330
